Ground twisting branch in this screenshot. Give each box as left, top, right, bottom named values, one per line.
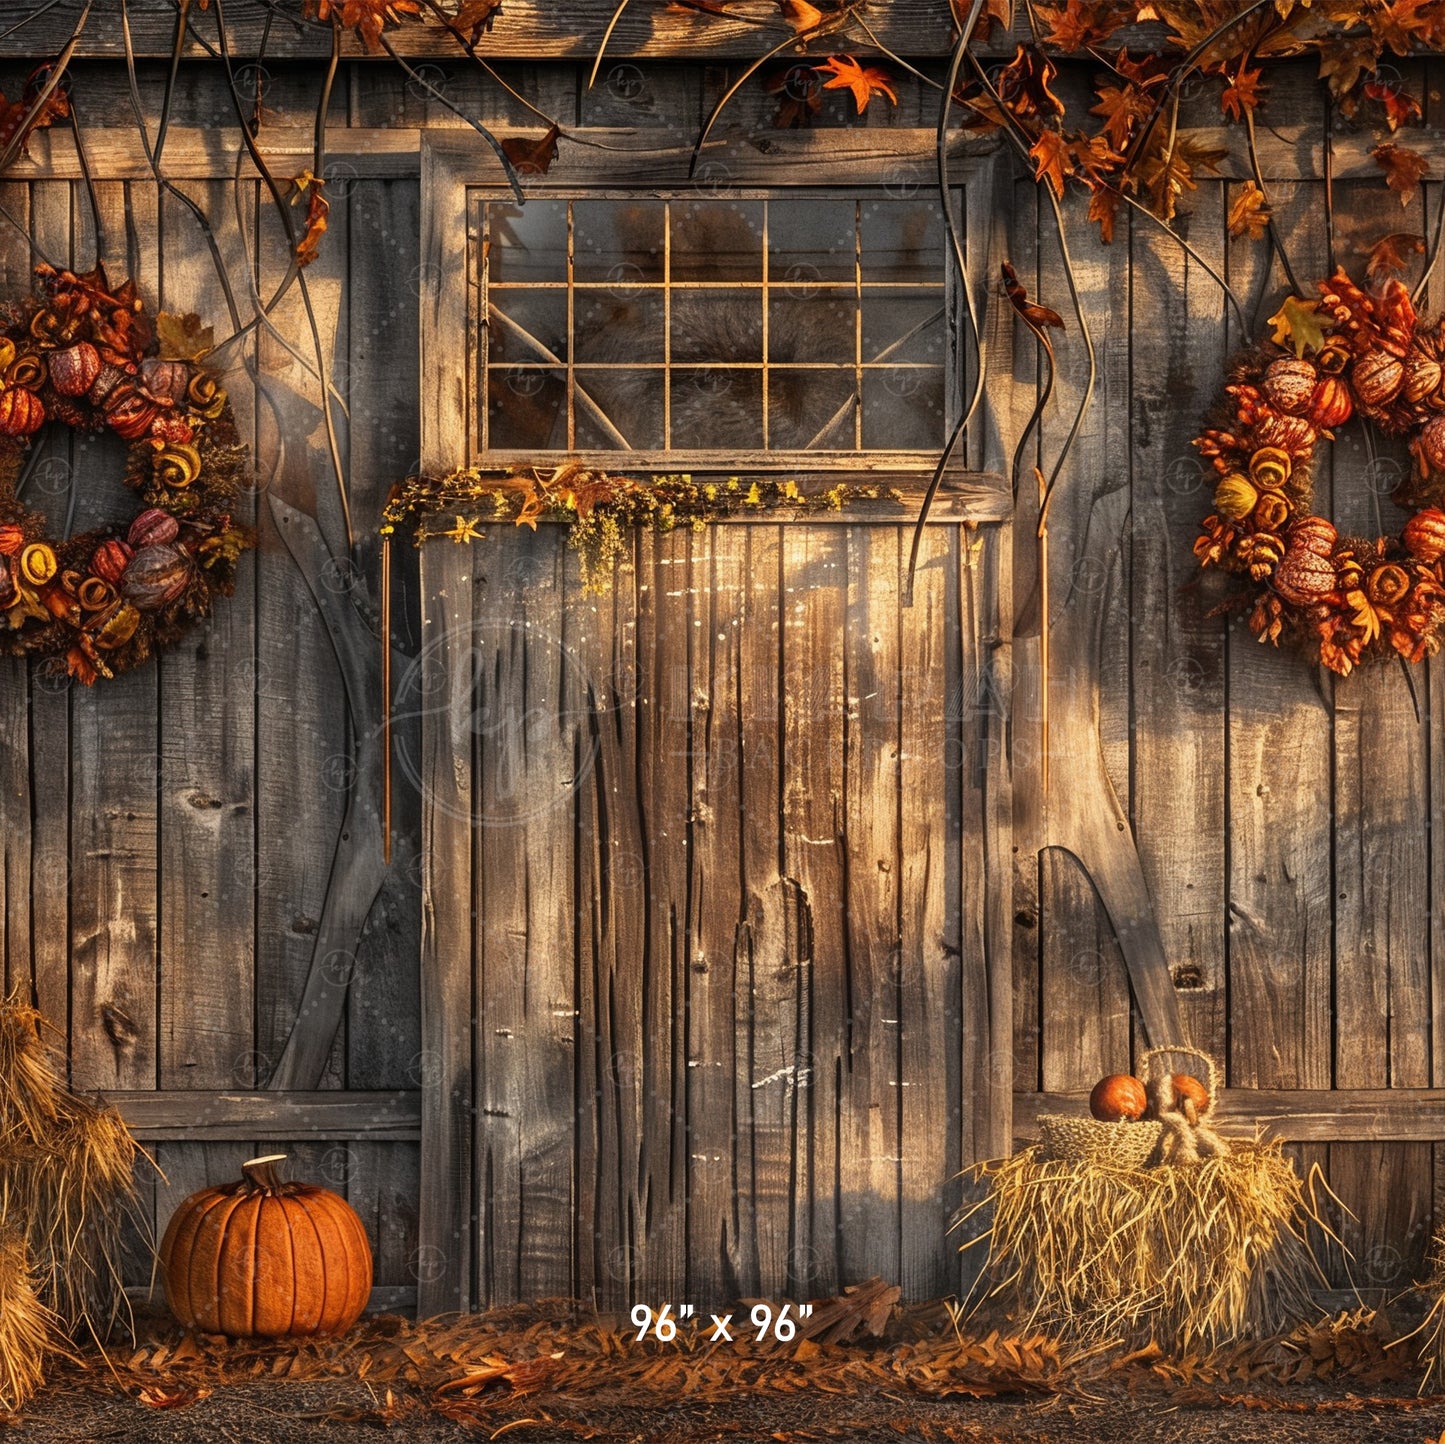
left=1243, top=103, right=1302, bottom=298
left=210, top=0, right=354, bottom=550
left=904, top=0, right=988, bottom=604
left=377, top=34, right=524, bottom=204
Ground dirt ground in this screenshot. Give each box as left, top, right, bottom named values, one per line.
left=5, top=1295, right=1445, bottom=1444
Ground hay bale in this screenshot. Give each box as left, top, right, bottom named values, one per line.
left=962, top=1138, right=1328, bottom=1354
left=0, top=1231, right=60, bottom=1414
left=0, top=992, right=144, bottom=1342
left=1415, top=1236, right=1445, bottom=1390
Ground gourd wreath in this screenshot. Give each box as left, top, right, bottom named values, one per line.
left=0, top=263, right=251, bottom=685
left=1194, top=269, right=1445, bottom=676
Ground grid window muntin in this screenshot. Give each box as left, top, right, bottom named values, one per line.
left=472, top=188, right=962, bottom=466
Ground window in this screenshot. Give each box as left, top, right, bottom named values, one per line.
left=474, top=191, right=960, bottom=466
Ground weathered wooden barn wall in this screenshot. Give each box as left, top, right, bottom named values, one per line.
left=1009, top=60, right=1445, bottom=1293
left=0, top=5, right=1442, bottom=1312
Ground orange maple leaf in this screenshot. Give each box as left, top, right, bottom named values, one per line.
left=1367, top=231, right=1425, bottom=281
left=291, top=171, right=330, bottom=268
left=814, top=55, right=898, bottom=115
left=1227, top=182, right=1270, bottom=241
left=1374, top=141, right=1430, bottom=207
left=1220, top=64, right=1265, bottom=123
left=1028, top=129, right=1070, bottom=199
left=304, top=0, right=421, bottom=53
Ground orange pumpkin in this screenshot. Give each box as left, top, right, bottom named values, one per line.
left=1089, top=1074, right=1147, bottom=1122
left=1172, top=1073, right=1211, bottom=1115
left=159, top=1154, right=373, bottom=1338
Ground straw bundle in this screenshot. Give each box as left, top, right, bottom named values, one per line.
left=962, top=1137, right=1328, bottom=1354
left=1414, top=1233, right=1445, bottom=1390
left=0, top=1230, right=59, bottom=1414
left=0, top=991, right=144, bottom=1343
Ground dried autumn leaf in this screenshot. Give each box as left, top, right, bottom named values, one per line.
left=1374, top=141, right=1430, bottom=207
left=996, top=44, right=1064, bottom=121
left=1220, top=64, right=1265, bottom=122
left=1001, top=261, right=1064, bottom=331
left=291, top=170, right=330, bottom=268
left=814, top=56, right=898, bottom=115
left=1028, top=128, right=1070, bottom=199
left=1036, top=0, right=1125, bottom=50
left=778, top=0, right=825, bottom=31
left=0, top=66, right=72, bottom=165
left=1136, top=134, right=1226, bottom=224
left=452, top=0, right=503, bottom=43
left=1268, top=295, right=1332, bottom=359
left=501, top=124, right=561, bottom=175
left=1370, top=0, right=1442, bottom=56
left=1227, top=182, right=1271, bottom=241
left=1087, top=183, right=1121, bottom=243
left=1090, top=82, right=1154, bottom=151
left=138, top=1384, right=212, bottom=1410
left=764, top=64, right=822, bottom=129
left=949, top=0, right=1013, bottom=42
left=1366, top=231, right=1425, bottom=280
left=155, top=311, right=216, bottom=362
left=1316, top=37, right=1381, bottom=100
left=303, top=0, right=422, bottom=53
left=1364, top=80, right=1422, bottom=131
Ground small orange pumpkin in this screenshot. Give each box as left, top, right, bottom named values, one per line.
left=1089, top=1074, right=1147, bottom=1122
left=1171, top=1073, right=1211, bottom=1115
left=159, top=1154, right=373, bottom=1338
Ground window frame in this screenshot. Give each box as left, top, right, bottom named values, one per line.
left=421, top=132, right=1005, bottom=494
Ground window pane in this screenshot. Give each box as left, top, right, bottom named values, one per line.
left=575, top=293, right=665, bottom=363
left=671, top=289, right=763, bottom=363
left=574, top=370, right=666, bottom=449
left=859, top=199, right=947, bottom=282
left=488, top=290, right=568, bottom=364
left=572, top=200, right=665, bottom=283
left=768, top=370, right=856, bottom=450
left=861, top=292, right=947, bottom=365
left=768, top=199, right=855, bottom=284
left=768, top=291, right=856, bottom=365
left=861, top=369, right=945, bottom=449
left=485, top=201, right=567, bottom=283
left=488, top=368, right=567, bottom=448
left=671, top=368, right=762, bottom=448
left=669, top=201, right=764, bottom=282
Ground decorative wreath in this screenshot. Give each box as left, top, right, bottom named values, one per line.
left=1193, top=268, right=1445, bottom=676
left=0, top=263, right=251, bottom=685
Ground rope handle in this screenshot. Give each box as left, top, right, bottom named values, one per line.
left=1137, top=1044, right=1221, bottom=1120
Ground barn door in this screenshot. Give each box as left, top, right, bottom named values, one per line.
left=414, top=134, right=1014, bottom=1313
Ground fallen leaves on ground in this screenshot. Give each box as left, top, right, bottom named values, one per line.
left=32, top=1290, right=1433, bottom=1437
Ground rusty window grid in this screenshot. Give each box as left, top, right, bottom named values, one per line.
left=473, top=192, right=956, bottom=465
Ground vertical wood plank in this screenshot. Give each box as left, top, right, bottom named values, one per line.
left=733, top=527, right=793, bottom=1296
left=68, top=180, right=161, bottom=1093
left=1035, top=188, right=1134, bottom=1090
left=1225, top=179, right=1333, bottom=1097
left=343, top=174, right=424, bottom=1292
left=839, top=525, right=902, bottom=1283
left=28, top=180, right=73, bottom=1051
left=781, top=525, right=846, bottom=1297
left=1129, top=178, right=1228, bottom=1056
left=473, top=526, right=577, bottom=1305
left=688, top=525, right=745, bottom=1299
left=417, top=540, right=476, bottom=1315
left=157, top=179, right=257, bottom=1093
left=253, top=176, right=348, bottom=1090
left=0, top=179, right=33, bottom=1000
left=898, top=520, right=956, bottom=1300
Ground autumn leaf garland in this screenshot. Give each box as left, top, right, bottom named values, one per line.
left=953, top=3, right=1445, bottom=243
